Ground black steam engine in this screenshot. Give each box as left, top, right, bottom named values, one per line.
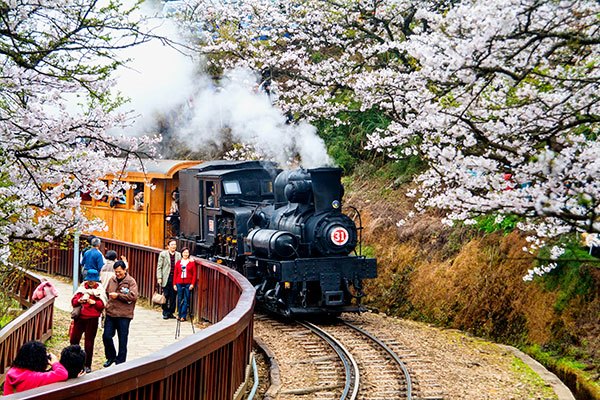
left=177, top=160, right=376, bottom=316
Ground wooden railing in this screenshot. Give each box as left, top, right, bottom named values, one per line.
left=5, top=237, right=255, bottom=400
left=0, top=270, right=54, bottom=387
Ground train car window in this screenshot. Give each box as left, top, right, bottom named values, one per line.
left=80, top=191, right=92, bottom=203
left=109, top=189, right=127, bottom=208
left=97, top=180, right=110, bottom=206
left=223, top=180, right=241, bottom=195
left=133, top=185, right=144, bottom=211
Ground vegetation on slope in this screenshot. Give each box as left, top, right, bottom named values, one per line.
left=343, top=167, right=600, bottom=399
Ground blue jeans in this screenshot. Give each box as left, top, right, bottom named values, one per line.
left=103, top=315, right=131, bottom=364
left=177, top=284, right=191, bottom=319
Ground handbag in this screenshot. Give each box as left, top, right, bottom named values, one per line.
left=152, top=287, right=166, bottom=305
left=71, top=305, right=82, bottom=319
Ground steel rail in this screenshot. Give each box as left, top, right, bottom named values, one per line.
left=299, top=321, right=360, bottom=400
left=341, top=320, right=413, bottom=399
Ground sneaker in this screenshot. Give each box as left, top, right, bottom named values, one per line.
left=162, top=315, right=169, bottom=320
left=85, top=367, right=92, bottom=373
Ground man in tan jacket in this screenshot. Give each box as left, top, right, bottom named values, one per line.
left=156, top=239, right=181, bottom=320
left=102, top=260, right=138, bottom=367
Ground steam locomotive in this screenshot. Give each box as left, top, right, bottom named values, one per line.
left=176, top=160, right=377, bottom=316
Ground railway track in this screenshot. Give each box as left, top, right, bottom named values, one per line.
left=255, top=314, right=430, bottom=400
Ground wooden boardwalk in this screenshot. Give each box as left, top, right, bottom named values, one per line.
left=44, top=274, right=197, bottom=363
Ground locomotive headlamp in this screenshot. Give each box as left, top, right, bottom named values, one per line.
left=332, top=200, right=340, bottom=209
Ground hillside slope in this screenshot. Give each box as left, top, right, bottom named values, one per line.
left=344, top=172, right=600, bottom=399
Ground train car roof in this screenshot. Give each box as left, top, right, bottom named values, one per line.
left=187, top=160, right=280, bottom=173
left=107, top=159, right=202, bottom=181
left=195, top=168, right=270, bottom=178
left=187, top=160, right=281, bottom=178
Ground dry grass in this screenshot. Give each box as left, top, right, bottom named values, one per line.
left=45, top=309, right=107, bottom=372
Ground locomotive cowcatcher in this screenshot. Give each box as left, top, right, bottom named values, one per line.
left=177, top=160, right=377, bottom=317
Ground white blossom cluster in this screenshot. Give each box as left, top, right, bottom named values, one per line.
left=0, top=1, right=158, bottom=261
left=174, top=0, right=599, bottom=278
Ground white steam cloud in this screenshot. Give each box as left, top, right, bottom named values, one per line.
left=110, top=2, right=332, bottom=168
left=178, top=68, right=332, bottom=168
left=111, top=2, right=197, bottom=135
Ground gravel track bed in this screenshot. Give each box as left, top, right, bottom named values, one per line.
left=255, top=315, right=345, bottom=399
left=256, top=312, right=557, bottom=400
left=316, top=322, right=409, bottom=399
left=343, top=312, right=557, bottom=400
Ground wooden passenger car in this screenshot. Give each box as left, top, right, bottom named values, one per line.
left=82, top=159, right=200, bottom=249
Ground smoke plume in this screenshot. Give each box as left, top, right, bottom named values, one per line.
left=111, top=1, right=332, bottom=168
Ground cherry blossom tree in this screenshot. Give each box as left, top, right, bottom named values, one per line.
left=173, top=0, right=599, bottom=277
left=0, top=0, right=161, bottom=265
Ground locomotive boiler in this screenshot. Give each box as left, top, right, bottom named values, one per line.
left=176, top=160, right=376, bottom=316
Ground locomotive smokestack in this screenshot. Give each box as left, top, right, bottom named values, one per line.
left=309, top=168, right=343, bottom=214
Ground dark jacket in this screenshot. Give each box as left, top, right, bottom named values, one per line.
left=105, top=274, right=138, bottom=319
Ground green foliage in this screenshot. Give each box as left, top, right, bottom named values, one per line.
left=376, top=156, right=425, bottom=183
left=0, top=298, right=20, bottom=329
left=510, top=356, right=558, bottom=399
left=524, top=344, right=600, bottom=399
left=537, top=238, right=597, bottom=313
left=315, top=107, right=391, bottom=173
left=475, top=214, right=520, bottom=234
left=358, top=244, right=376, bottom=258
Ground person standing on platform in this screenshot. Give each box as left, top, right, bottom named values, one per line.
left=156, top=239, right=180, bottom=320
left=81, top=237, right=104, bottom=281
left=173, top=248, right=197, bottom=322
left=70, top=269, right=106, bottom=373
left=103, top=260, right=138, bottom=367
left=100, top=250, right=118, bottom=288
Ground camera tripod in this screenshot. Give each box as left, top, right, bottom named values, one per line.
left=175, top=293, right=196, bottom=339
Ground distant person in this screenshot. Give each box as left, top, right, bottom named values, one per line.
left=3, top=341, right=68, bottom=394
left=173, top=248, right=197, bottom=322
left=81, top=237, right=104, bottom=281
left=79, top=236, right=96, bottom=282
left=156, top=240, right=181, bottom=320
left=70, top=269, right=106, bottom=373
left=166, top=189, right=180, bottom=235
left=207, top=187, right=215, bottom=207
left=103, top=260, right=138, bottom=366
left=133, top=191, right=144, bottom=211
left=100, top=250, right=118, bottom=287
left=110, top=189, right=126, bottom=207
left=59, top=345, right=86, bottom=379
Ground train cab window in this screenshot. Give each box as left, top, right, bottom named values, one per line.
left=223, top=181, right=241, bottom=195
left=261, top=180, right=273, bottom=194
left=206, top=181, right=217, bottom=208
